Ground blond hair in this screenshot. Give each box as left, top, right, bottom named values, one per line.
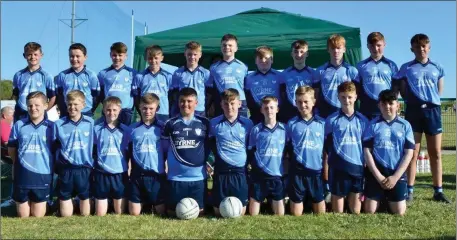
left=66, top=90, right=85, bottom=103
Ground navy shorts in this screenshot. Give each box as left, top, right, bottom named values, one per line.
left=239, top=101, right=249, bottom=118
left=317, top=101, right=339, bottom=119
left=92, top=171, right=128, bottom=200
left=288, top=173, right=325, bottom=204
left=330, top=169, right=363, bottom=197
left=56, top=167, right=92, bottom=201
left=13, top=105, right=28, bottom=122
left=128, top=173, right=166, bottom=205
left=212, top=172, right=248, bottom=207
left=251, top=177, right=285, bottom=202
left=405, top=104, right=442, bottom=136
left=167, top=180, right=206, bottom=210
left=13, top=187, right=50, bottom=203
left=364, top=171, right=407, bottom=202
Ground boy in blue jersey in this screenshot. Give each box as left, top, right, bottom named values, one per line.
left=363, top=89, right=415, bottom=215
left=162, top=88, right=210, bottom=217
left=394, top=34, right=450, bottom=203
left=170, top=41, right=210, bottom=117
left=127, top=93, right=167, bottom=216
left=53, top=90, right=94, bottom=217
left=12, top=42, right=56, bottom=121
left=97, top=42, right=137, bottom=125
left=93, top=96, right=130, bottom=216
left=248, top=96, right=287, bottom=216
left=8, top=92, right=54, bottom=217
left=207, top=34, right=249, bottom=118
left=356, top=32, right=398, bottom=120
left=133, top=45, right=173, bottom=123
left=316, top=34, right=359, bottom=201
left=55, top=43, right=101, bottom=118
left=279, top=40, right=318, bottom=123
left=209, top=88, right=253, bottom=216
left=324, top=81, right=368, bottom=214
left=315, top=34, right=359, bottom=118
left=245, top=46, right=281, bottom=125
left=286, top=86, right=326, bottom=215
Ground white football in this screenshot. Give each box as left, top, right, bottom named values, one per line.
left=176, top=198, right=200, bottom=220
left=219, top=196, right=243, bottom=218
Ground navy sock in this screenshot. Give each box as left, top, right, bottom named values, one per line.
left=433, top=186, right=443, bottom=194
left=407, top=185, right=414, bottom=193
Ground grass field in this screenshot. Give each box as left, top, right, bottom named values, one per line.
left=0, top=155, right=455, bottom=239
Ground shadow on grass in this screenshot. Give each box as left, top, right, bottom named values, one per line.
left=415, top=174, right=456, bottom=190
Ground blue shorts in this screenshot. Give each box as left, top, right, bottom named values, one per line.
left=13, top=105, right=28, bottom=122
left=167, top=180, right=206, bottom=210
left=405, top=104, right=442, bottom=136
left=364, top=171, right=407, bottom=202
left=251, top=177, right=285, bottom=202
left=317, top=101, right=339, bottom=119
left=330, top=169, right=363, bottom=197
left=239, top=101, right=249, bottom=118
left=288, top=173, right=324, bottom=203
left=92, top=171, right=128, bottom=200
left=56, top=167, right=92, bottom=201
left=13, top=187, right=50, bottom=203
left=195, top=111, right=206, bottom=117
left=128, top=172, right=166, bottom=205
left=212, top=172, right=248, bottom=207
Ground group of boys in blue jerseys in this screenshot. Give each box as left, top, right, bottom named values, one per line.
left=8, top=31, right=450, bottom=218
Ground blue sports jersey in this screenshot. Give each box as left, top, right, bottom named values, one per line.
left=208, top=59, right=248, bottom=101
left=209, top=115, right=254, bottom=173
left=248, top=122, right=287, bottom=178
left=53, top=115, right=94, bottom=168
left=245, top=69, right=281, bottom=105
left=324, top=110, right=368, bottom=177
left=129, top=119, right=166, bottom=174
left=363, top=116, right=415, bottom=173
left=133, top=68, right=173, bottom=116
left=97, top=65, right=136, bottom=109
left=12, top=67, right=55, bottom=112
left=287, top=115, right=325, bottom=173
left=8, top=118, right=54, bottom=188
left=356, top=57, right=398, bottom=116
left=315, top=62, right=359, bottom=108
left=393, top=59, right=444, bottom=106
left=94, top=121, right=130, bottom=174
left=55, top=66, right=101, bottom=113
left=280, top=66, right=318, bottom=106
left=172, top=66, right=210, bottom=112
left=163, top=115, right=210, bottom=181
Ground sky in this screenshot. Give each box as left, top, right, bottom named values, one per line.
left=1, top=1, right=456, bottom=98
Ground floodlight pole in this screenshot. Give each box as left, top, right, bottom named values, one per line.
left=59, top=0, right=88, bottom=45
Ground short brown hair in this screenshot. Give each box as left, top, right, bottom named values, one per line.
left=295, top=86, right=315, bottom=99
left=221, top=88, right=240, bottom=102
left=110, top=42, right=128, bottom=54
left=367, top=32, right=385, bottom=45
left=26, top=91, right=47, bottom=104
left=337, top=81, right=357, bottom=94
left=221, top=34, right=238, bottom=43
left=291, top=40, right=308, bottom=50
left=24, top=42, right=42, bottom=54
left=103, top=96, right=122, bottom=109
left=261, top=96, right=279, bottom=106
left=145, top=45, right=163, bottom=58
left=69, top=43, right=87, bottom=56
left=66, top=90, right=86, bottom=103
left=327, top=34, right=346, bottom=49
left=185, top=41, right=202, bottom=52
left=410, top=33, right=430, bottom=46
left=255, top=46, right=273, bottom=58
left=140, top=93, right=160, bottom=106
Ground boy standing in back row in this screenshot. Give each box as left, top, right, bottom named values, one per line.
left=207, top=34, right=249, bottom=118
left=97, top=42, right=137, bottom=125
left=393, top=34, right=450, bottom=203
